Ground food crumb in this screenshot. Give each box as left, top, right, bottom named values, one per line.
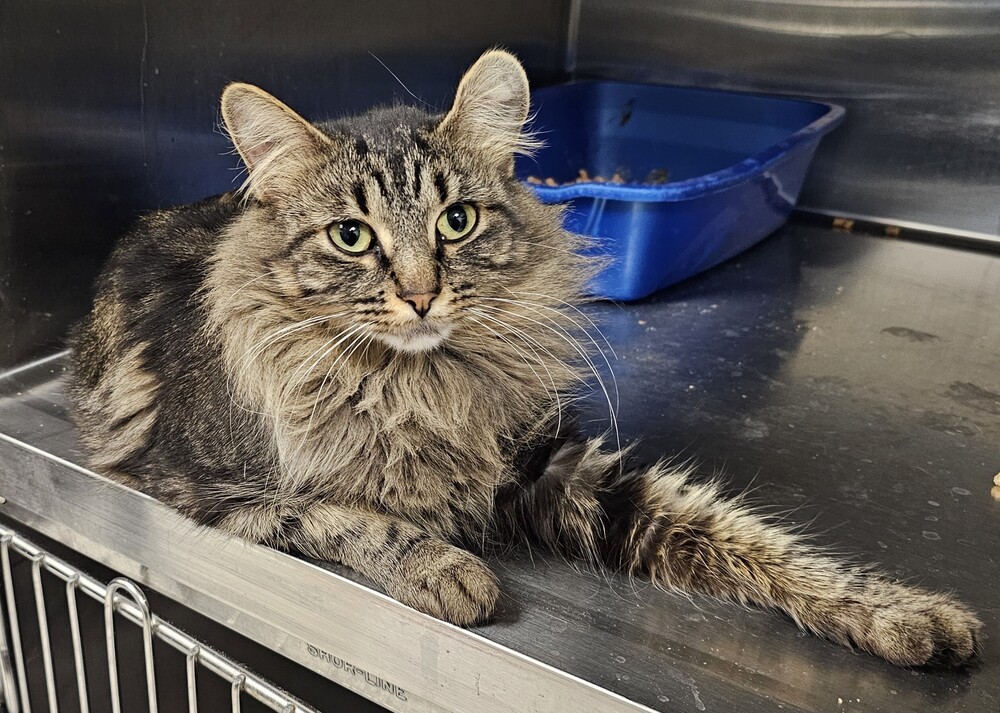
left=526, top=167, right=670, bottom=187
left=993, top=472, right=1000, bottom=487
left=646, top=168, right=669, bottom=184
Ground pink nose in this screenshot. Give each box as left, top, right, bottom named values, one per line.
left=399, top=291, right=437, bottom=318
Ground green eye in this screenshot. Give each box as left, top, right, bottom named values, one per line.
left=328, top=220, right=374, bottom=254
left=436, top=203, right=477, bottom=242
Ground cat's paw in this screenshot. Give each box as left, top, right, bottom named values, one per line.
left=854, top=582, right=981, bottom=667
left=393, top=543, right=500, bottom=626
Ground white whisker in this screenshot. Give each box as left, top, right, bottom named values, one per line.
left=474, top=302, right=622, bottom=463
left=487, top=293, right=620, bottom=414
left=466, top=313, right=563, bottom=437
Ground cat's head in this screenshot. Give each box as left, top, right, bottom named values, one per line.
left=220, top=50, right=591, bottom=354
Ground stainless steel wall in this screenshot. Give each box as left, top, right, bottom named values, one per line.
left=574, top=0, right=1000, bottom=238
left=0, top=1, right=572, bottom=368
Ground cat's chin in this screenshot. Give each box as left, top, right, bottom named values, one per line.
left=377, top=322, right=454, bottom=353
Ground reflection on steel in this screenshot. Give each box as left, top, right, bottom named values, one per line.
left=105, top=578, right=158, bottom=713
left=0, top=535, right=30, bottom=713
left=575, top=0, right=1000, bottom=236
left=187, top=645, right=200, bottom=713
left=231, top=675, right=245, bottom=713
left=0, top=526, right=317, bottom=713
left=65, top=575, right=90, bottom=713
left=0, top=221, right=997, bottom=711
left=30, top=555, right=58, bottom=713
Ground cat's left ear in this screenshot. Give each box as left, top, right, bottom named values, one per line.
left=437, top=50, right=539, bottom=174
left=221, top=83, right=332, bottom=200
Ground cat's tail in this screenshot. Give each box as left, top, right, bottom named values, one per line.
left=495, top=437, right=982, bottom=667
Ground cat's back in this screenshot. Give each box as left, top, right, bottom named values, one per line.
left=68, top=192, right=242, bottom=478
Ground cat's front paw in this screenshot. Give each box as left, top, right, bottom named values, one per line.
left=853, top=581, right=981, bottom=667
left=393, top=542, right=500, bottom=626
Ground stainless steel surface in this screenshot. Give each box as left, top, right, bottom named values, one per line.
left=1, top=535, right=30, bottom=713
left=801, top=207, right=1000, bottom=248
left=1, top=222, right=998, bottom=712
left=0, top=1, right=572, bottom=370
left=575, top=0, right=1000, bottom=237
left=29, top=555, right=57, bottom=713
left=65, top=575, right=89, bottom=713
left=0, top=525, right=320, bottom=713
left=0, top=382, right=648, bottom=713
left=0, top=558, right=17, bottom=713
left=187, top=646, right=199, bottom=713
left=105, top=578, right=158, bottom=713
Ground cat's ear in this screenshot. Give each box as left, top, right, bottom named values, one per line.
left=437, top=50, right=539, bottom=173
left=221, top=83, right=331, bottom=199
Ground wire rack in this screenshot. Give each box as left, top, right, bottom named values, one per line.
left=0, top=525, right=320, bottom=713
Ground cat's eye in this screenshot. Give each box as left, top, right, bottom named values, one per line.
left=436, top=203, right=477, bottom=242
left=328, top=220, right=375, bottom=254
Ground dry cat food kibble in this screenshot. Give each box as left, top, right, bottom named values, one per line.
left=526, top=167, right=670, bottom=187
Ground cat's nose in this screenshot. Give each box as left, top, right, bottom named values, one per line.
left=398, top=291, right=437, bottom=318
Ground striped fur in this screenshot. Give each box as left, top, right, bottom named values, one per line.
left=68, top=51, right=980, bottom=663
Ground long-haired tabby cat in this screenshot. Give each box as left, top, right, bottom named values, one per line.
left=69, top=50, right=980, bottom=667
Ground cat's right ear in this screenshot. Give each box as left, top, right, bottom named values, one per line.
left=221, top=83, right=331, bottom=200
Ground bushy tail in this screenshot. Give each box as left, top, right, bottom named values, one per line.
left=495, top=437, right=981, bottom=667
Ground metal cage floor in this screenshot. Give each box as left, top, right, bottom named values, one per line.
left=0, top=221, right=997, bottom=712
left=0, top=525, right=318, bottom=713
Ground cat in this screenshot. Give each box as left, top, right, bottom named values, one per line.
left=68, top=49, right=981, bottom=667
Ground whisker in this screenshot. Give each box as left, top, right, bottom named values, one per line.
left=238, top=312, right=352, bottom=377
left=474, top=302, right=622, bottom=463
left=277, top=323, right=366, bottom=421
left=221, top=269, right=279, bottom=310
left=505, top=288, right=618, bottom=359
left=465, top=313, right=563, bottom=436
left=299, top=326, right=373, bottom=456
left=226, top=311, right=352, bottom=434
left=368, top=51, right=435, bottom=109
left=487, top=293, right=620, bottom=414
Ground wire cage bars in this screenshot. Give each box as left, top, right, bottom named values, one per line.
left=0, top=525, right=320, bottom=713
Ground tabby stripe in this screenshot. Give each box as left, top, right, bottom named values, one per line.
left=107, top=403, right=157, bottom=432
left=434, top=172, right=449, bottom=204
left=413, top=161, right=423, bottom=199
left=395, top=533, right=430, bottom=562
left=280, top=228, right=317, bottom=259
left=372, top=169, right=388, bottom=198
left=410, top=128, right=430, bottom=153
left=353, top=182, right=369, bottom=216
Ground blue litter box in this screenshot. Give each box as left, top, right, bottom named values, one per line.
left=517, top=81, right=845, bottom=301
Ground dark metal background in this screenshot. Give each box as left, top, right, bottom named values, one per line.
left=0, top=0, right=572, bottom=369
left=574, top=0, right=1000, bottom=238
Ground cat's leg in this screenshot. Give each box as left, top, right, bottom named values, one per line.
left=495, top=438, right=981, bottom=666
left=221, top=502, right=499, bottom=625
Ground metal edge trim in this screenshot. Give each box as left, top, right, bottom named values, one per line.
left=0, top=431, right=654, bottom=713
left=796, top=207, right=1000, bottom=245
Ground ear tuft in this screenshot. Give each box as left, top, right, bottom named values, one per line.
left=220, top=83, right=329, bottom=199
left=437, top=50, right=539, bottom=172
